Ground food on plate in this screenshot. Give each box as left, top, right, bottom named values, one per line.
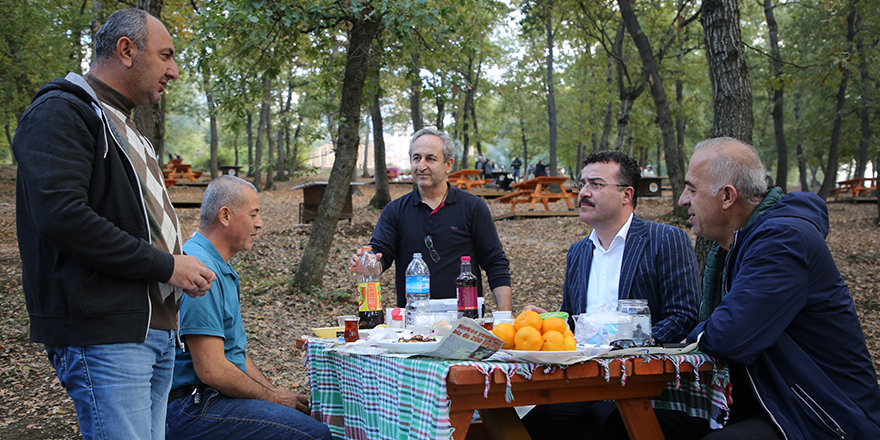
left=397, top=335, right=437, bottom=343
left=511, top=310, right=577, bottom=351
left=492, top=322, right=516, bottom=349
left=514, top=310, right=543, bottom=333
left=514, top=326, right=542, bottom=351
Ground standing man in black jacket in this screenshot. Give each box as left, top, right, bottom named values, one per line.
left=14, top=8, right=215, bottom=440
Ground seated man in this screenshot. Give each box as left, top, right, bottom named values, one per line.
left=523, top=150, right=701, bottom=440
left=166, top=176, right=331, bottom=440
left=608, top=137, right=880, bottom=439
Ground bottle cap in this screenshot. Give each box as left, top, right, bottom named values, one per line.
left=461, top=256, right=471, bottom=262
left=413, top=253, right=422, bottom=258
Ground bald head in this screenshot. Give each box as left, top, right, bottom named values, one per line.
left=691, top=137, right=767, bottom=205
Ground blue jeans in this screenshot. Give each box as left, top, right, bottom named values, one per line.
left=512, top=168, right=520, bottom=182
left=46, top=329, right=177, bottom=440
left=166, top=388, right=331, bottom=440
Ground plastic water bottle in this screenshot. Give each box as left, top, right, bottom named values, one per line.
left=405, top=253, right=430, bottom=327
left=617, top=299, right=651, bottom=344
left=456, top=256, right=478, bottom=319
left=356, top=246, right=384, bottom=329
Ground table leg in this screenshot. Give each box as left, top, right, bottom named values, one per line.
left=480, top=408, right=532, bottom=440
left=616, top=397, right=665, bottom=440
left=451, top=410, right=474, bottom=440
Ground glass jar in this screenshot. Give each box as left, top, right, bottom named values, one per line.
left=617, top=299, right=651, bottom=344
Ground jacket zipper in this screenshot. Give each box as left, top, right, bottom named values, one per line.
left=742, top=367, right=790, bottom=440
left=792, top=383, right=846, bottom=439
left=97, top=101, right=153, bottom=340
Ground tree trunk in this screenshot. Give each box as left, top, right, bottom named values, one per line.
left=697, top=0, right=755, bottom=272
left=207, top=91, right=218, bottom=178
left=675, top=73, right=686, bottom=175
left=818, top=5, right=857, bottom=199
left=247, top=111, right=254, bottom=177
left=263, top=78, right=276, bottom=191
left=369, top=46, right=391, bottom=209
left=253, top=95, right=267, bottom=190
left=546, top=13, right=558, bottom=176
left=764, top=0, right=787, bottom=192
left=362, top=115, right=371, bottom=178
left=519, top=105, right=529, bottom=177
left=618, top=0, right=686, bottom=218
left=410, top=51, right=423, bottom=132
left=794, top=94, right=809, bottom=191
left=600, top=57, right=615, bottom=151
left=294, top=17, right=382, bottom=291
left=855, top=15, right=870, bottom=180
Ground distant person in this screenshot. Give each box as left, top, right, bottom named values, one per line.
left=641, top=164, right=656, bottom=177
left=522, top=151, right=700, bottom=440
left=527, top=163, right=536, bottom=180
left=609, top=137, right=880, bottom=439
left=484, top=159, right=495, bottom=182
left=511, top=154, right=522, bottom=182
left=534, top=160, right=548, bottom=177
left=475, top=155, right=485, bottom=179
left=167, top=176, right=331, bottom=440
left=13, top=9, right=215, bottom=439
left=349, top=128, right=512, bottom=311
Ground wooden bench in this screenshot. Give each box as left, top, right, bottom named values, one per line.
left=830, top=177, right=876, bottom=200
left=496, top=176, right=577, bottom=212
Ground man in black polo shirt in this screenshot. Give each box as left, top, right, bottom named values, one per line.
left=349, top=128, right=512, bottom=312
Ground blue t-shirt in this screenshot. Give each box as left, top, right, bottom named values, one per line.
left=172, top=232, right=248, bottom=389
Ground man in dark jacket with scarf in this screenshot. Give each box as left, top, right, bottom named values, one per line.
left=626, top=137, right=880, bottom=440
left=14, top=8, right=215, bottom=440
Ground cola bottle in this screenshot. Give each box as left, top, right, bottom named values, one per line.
left=405, top=253, right=430, bottom=327
left=356, top=246, right=384, bottom=329
left=456, top=256, right=478, bottom=319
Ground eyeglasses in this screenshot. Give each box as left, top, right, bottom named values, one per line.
left=571, top=180, right=629, bottom=192
left=609, top=338, right=662, bottom=351
left=424, top=235, right=441, bottom=263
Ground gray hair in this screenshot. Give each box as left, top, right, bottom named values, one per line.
left=93, top=8, right=150, bottom=63
left=692, top=137, right=767, bottom=205
left=200, top=175, right=258, bottom=229
left=409, top=127, right=455, bottom=162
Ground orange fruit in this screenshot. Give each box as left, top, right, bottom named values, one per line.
left=542, top=330, right=566, bottom=351
left=514, top=326, right=543, bottom=351
left=563, top=335, right=577, bottom=351
left=564, top=328, right=574, bottom=338
left=492, top=322, right=517, bottom=349
left=542, top=317, right=567, bottom=335
left=514, top=310, right=543, bottom=333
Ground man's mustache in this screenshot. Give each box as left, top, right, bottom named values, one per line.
left=579, top=197, right=595, bottom=207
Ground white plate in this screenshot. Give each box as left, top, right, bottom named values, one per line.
left=502, top=344, right=612, bottom=364
left=375, top=339, right=441, bottom=354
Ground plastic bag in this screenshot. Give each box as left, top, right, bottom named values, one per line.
left=574, top=303, right=633, bottom=345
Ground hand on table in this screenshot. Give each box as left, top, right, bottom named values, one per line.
left=524, top=305, right=548, bottom=314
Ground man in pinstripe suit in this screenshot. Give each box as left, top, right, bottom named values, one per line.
left=523, top=150, right=701, bottom=440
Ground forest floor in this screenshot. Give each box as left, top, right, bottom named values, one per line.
left=0, top=164, right=878, bottom=439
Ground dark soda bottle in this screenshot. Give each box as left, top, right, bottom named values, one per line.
left=356, top=246, right=385, bottom=329
left=456, top=256, right=478, bottom=319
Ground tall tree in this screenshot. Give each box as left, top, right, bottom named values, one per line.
left=818, top=1, right=858, bottom=199
left=698, top=0, right=754, bottom=271
left=764, top=0, right=788, bottom=192
left=368, top=42, right=391, bottom=209
left=617, top=0, right=689, bottom=217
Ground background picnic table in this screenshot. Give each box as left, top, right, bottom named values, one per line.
left=0, top=167, right=878, bottom=439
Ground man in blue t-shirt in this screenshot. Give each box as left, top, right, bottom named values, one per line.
left=166, top=175, right=330, bottom=440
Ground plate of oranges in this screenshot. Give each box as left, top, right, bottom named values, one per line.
left=492, top=310, right=596, bottom=364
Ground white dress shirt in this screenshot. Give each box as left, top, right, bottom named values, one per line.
left=585, top=213, right=634, bottom=313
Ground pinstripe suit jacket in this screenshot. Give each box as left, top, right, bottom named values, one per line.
left=560, top=215, right=700, bottom=343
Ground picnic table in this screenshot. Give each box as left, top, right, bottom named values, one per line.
left=496, top=176, right=577, bottom=212
left=829, top=177, right=876, bottom=200
left=163, top=159, right=203, bottom=183
left=448, top=169, right=488, bottom=192
left=302, top=338, right=729, bottom=440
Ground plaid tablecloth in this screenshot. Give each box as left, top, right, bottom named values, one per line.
left=306, top=341, right=731, bottom=440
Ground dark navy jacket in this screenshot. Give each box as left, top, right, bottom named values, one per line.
left=690, top=192, right=880, bottom=439
left=560, top=215, right=701, bottom=343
